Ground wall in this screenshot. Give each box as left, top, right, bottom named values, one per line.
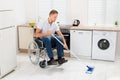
left=118, top=0, right=120, bottom=25
left=23, top=0, right=88, bottom=25
left=67, top=0, right=88, bottom=25
left=24, top=0, right=38, bottom=23
left=105, top=0, right=118, bottom=26
left=14, top=0, right=26, bottom=25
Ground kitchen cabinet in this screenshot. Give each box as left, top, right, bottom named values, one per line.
left=18, top=26, right=34, bottom=50
left=70, top=30, right=92, bottom=57
left=0, top=26, right=17, bottom=78
left=0, top=0, right=16, bottom=10
left=0, top=10, right=15, bottom=29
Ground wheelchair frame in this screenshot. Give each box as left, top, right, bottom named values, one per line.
left=28, top=38, right=48, bottom=68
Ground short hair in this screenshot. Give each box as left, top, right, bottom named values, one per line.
left=49, top=10, right=58, bottom=15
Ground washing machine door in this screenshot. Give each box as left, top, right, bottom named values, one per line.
left=98, top=39, right=110, bottom=50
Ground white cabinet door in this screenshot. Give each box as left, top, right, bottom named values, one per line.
left=0, top=27, right=17, bottom=77
left=0, top=11, right=15, bottom=29
left=0, top=0, right=16, bottom=10
left=18, top=27, right=34, bottom=49
left=0, top=29, right=1, bottom=76
left=70, top=30, right=92, bottom=57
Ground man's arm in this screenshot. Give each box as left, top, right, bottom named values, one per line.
left=56, top=30, right=68, bottom=49
left=35, top=28, right=52, bottom=38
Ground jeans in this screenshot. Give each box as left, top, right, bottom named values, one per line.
left=40, top=36, right=64, bottom=58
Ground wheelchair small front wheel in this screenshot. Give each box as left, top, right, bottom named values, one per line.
left=39, top=60, right=47, bottom=68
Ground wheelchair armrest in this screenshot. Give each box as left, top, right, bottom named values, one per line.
left=34, top=38, right=43, bottom=48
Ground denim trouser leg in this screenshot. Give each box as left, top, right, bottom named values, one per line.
left=41, top=36, right=64, bottom=59
left=51, top=36, right=64, bottom=58
left=41, top=37, right=54, bottom=58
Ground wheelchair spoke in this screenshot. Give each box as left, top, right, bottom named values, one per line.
left=28, top=41, right=40, bottom=65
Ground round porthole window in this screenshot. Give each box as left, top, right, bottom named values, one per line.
left=98, top=39, right=110, bottom=50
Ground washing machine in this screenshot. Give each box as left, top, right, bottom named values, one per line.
left=92, top=31, right=117, bottom=61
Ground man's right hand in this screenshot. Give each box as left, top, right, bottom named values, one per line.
left=46, top=30, right=52, bottom=36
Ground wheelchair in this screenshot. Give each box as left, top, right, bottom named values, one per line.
left=28, top=38, right=48, bottom=68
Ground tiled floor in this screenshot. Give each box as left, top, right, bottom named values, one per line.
left=1, top=53, right=120, bottom=80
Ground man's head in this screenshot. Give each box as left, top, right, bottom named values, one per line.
left=49, top=10, right=58, bottom=22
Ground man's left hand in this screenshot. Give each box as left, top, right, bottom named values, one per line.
left=63, top=44, right=68, bottom=50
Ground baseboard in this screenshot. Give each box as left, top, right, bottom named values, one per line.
left=19, top=49, right=28, bottom=53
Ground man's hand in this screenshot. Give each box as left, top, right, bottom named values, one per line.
left=46, top=30, right=52, bottom=36
left=63, top=43, right=68, bottom=50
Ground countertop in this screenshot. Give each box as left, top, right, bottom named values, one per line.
left=17, top=25, right=120, bottom=32
left=70, top=25, right=120, bottom=32
left=17, top=25, right=29, bottom=27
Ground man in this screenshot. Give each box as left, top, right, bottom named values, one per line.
left=36, top=10, right=68, bottom=65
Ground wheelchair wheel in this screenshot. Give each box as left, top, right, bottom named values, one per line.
left=28, top=41, right=40, bottom=65
left=39, top=60, right=46, bottom=68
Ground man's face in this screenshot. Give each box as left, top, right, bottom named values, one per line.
left=50, top=14, right=58, bottom=22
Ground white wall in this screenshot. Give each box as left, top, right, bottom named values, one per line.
left=67, top=0, right=88, bottom=25
left=23, top=0, right=88, bottom=25
left=105, top=0, right=118, bottom=25
left=14, top=0, right=26, bottom=25
left=118, top=0, right=120, bottom=25
left=24, top=0, right=38, bottom=23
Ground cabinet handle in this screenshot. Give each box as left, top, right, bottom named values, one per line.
left=78, top=32, right=83, bottom=34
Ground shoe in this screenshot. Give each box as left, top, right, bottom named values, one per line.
left=47, top=59, right=57, bottom=65
left=58, top=58, right=68, bottom=65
